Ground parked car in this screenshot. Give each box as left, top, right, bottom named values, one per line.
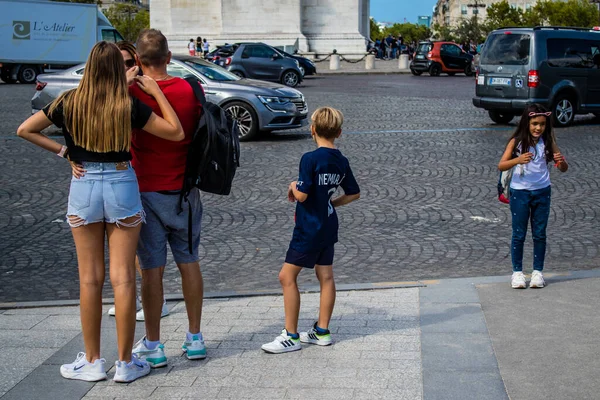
left=205, top=42, right=303, bottom=87
left=474, top=26, right=600, bottom=127
left=410, top=41, right=474, bottom=77
left=276, top=49, right=317, bottom=76
left=31, top=56, right=308, bottom=141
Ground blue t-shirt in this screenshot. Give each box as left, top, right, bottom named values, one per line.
left=290, top=147, right=360, bottom=253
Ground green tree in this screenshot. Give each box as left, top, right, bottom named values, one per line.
left=105, top=4, right=149, bottom=42
left=483, top=0, right=524, bottom=31
left=51, top=0, right=102, bottom=4
left=370, top=17, right=381, bottom=41
left=534, top=0, right=598, bottom=27
left=432, top=23, right=454, bottom=41
left=454, top=16, right=485, bottom=44
left=383, top=23, right=431, bottom=43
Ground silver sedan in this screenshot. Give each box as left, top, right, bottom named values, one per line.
left=31, top=56, right=308, bottom=141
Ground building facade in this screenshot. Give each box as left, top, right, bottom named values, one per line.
left=432, top=0, right=537, bottom=29
left=150, top=0, right=371, bottom=57
left=99, top=0, right=150, bottom=12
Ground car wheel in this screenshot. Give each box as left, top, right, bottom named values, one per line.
left=231, top=70, right=245, bottom=78
left=223, top=101, right=258, bottom=141
left=429, top=63, right=441, bottom=77
left=488, top=110, right=514, bottom=124
left=552, top=95, right=576, bottom=127
left=464, top=64, right=474, bottom=77
left=410, top=69, right=422, bottom=76
left=281, top=70, right=300, bottom=87
left=17, top=65, right=37, bottom=84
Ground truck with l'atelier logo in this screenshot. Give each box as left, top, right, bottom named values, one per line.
left=0, top=0, right=123, bottom=84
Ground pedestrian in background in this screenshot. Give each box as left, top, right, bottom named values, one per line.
left=17, top=41, right=184, bottom=383
left=497, top=104, right=568, bottom=290
left=261, top=107, right=360, bottom=354
left=188, top=38, right=195, bottom=56
left=203, top=38, right=210, bottom=57
left=196, top=36, right=202, bottom=56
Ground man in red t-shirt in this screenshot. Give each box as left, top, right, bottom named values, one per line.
left=130, top=29, right=207, bottom=365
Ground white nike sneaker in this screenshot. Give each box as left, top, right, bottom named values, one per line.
left=511, top=271, right=527, bottom=289
left=108, top=297, right=142, bottom=316
left=60, top=352, right=107, bottom=382
left=530, top=270, right=545, bottom=288
left=113, top=354, right=151, bottom=383
left=136, top=300, right=169, bottom=321
left=261, top=329, right=302, bottom=354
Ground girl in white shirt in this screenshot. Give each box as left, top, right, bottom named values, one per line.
left=498, top=104, right=568, bottom=289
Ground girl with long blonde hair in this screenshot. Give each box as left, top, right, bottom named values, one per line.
left=17, top=41, right=184, bottom=383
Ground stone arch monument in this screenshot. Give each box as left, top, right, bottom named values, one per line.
left=150, top=0, right=371, bottom=57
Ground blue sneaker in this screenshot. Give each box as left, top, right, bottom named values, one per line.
left=182, top=333, right=207, bottom=360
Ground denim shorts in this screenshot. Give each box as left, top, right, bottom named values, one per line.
left=285, top=245, right=335, bottom=269
left=67, top=162, right=144, bottom=227
left=137, top=188, right=203, bottom=269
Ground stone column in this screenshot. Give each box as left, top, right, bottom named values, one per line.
left=399, top=54, right=409, bottom=69
left=365, top=54, right=375, bottom=69
left=330, top=54, right=341, bottom=70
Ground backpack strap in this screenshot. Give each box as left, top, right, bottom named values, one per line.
left=185, top=76, right=207, bottom=106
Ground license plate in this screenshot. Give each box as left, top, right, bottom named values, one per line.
left=416, top=54, right=424, bottom=59
left=489, top=77, right=511, bottom=86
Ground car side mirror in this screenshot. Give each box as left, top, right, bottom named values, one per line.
left=272, top=53, right=280, bottom=60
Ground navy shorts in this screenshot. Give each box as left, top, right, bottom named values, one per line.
left=285, top=245, right=334, bottom=269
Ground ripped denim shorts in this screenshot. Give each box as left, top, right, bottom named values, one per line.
left=67, top=161, right=145, bottom=228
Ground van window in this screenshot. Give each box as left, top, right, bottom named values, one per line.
left=547, top=38, right=596, bottom=68
left=481, top=33, right=530, bottom=65
left=101, top=30, right=117, bottom=43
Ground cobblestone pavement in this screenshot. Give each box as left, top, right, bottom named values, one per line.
left=1, top=75, right=599, bottom=303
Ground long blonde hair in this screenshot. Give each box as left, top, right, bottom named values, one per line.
left=50, top=41, right=132, bottom=152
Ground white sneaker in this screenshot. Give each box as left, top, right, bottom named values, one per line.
left=182, top=333, right=207, bottom=360
left=108, top=297, right=142, bottom=316
left=113, top=354, right=151, bottom=383
left=136, top=300, right=169, bottom=321
left=511, top=271, right=527, bottom=289
left=132, top=336, right=168, bottom=368
left=300, top=322, right=333, bottom=346
left=60, top=352, right=107, bottom=382
left=261, top=329, right=302, bottom=354
left=530, top=270, right=545, bottom=288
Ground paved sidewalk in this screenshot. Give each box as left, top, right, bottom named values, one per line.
left=1, top=270, right=600, bottom=399
left=313, top=59, right=411, bottom=75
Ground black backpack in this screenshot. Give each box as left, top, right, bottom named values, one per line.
left=183, top=76, right=240, bottom=196
left=179, top=77, right=240, bottom=253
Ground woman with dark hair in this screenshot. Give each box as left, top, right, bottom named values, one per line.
left=196, top=36, right=202, bottom=56
left=498, top=104, right=568, bottom=290
left=17, top=41, right=185, bottom=383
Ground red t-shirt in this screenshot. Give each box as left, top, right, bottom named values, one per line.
left=129, top=78, right=201, bottom=192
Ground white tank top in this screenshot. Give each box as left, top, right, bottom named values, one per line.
left=510, top=138, right=551, bottom=191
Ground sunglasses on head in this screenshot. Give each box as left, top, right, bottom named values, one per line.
left=124, top=59, right=136, bottom=68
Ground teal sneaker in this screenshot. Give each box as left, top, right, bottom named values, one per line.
left=132, top=337, right=167, bottom=368
left=182, top=333, right=207, bottom=360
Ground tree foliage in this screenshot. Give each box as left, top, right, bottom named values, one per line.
left=370, top=18, right=381, bottom=41
left=105, top=4, right=149, bottom=42
left=454, top=16, right=485, bottom=44
left=51, top=0, right=102, bottom=4
left=483, top=0, right=598, bottom=33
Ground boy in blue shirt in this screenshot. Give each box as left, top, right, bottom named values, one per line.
left=262, top=107, right=360, bottom=354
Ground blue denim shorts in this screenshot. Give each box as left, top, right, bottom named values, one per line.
left=67, top=162, right=144, bottom=227
left=285, top=245, right=335, bottom=269
left=137, top=188, right=203, bottom=270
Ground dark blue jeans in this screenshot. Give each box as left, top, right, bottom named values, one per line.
left=510, top=186, right=551, bottom=272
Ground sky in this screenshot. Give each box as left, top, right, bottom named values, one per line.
left=370, top=0, right=438, bottom=24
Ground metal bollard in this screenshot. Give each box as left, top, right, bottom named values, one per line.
left=365, top=54, right=375, bottom=70
left=399, top=54, right=409, bottom=70
left=329, top=54, right=341, bottom=70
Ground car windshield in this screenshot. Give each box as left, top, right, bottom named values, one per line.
left=480, top=33, right=530, bottom=65
left=417, top=43, right=433, bottom=53
left=183, top=60, right=240, bottom=81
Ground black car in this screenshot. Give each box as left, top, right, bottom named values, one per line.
left=277, top=50, right=317, bottom=76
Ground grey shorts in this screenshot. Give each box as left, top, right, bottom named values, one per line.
left=137, top=189, right=202, bottom=269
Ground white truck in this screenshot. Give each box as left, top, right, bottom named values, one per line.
left=0, top=0, right=123, bottom=84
